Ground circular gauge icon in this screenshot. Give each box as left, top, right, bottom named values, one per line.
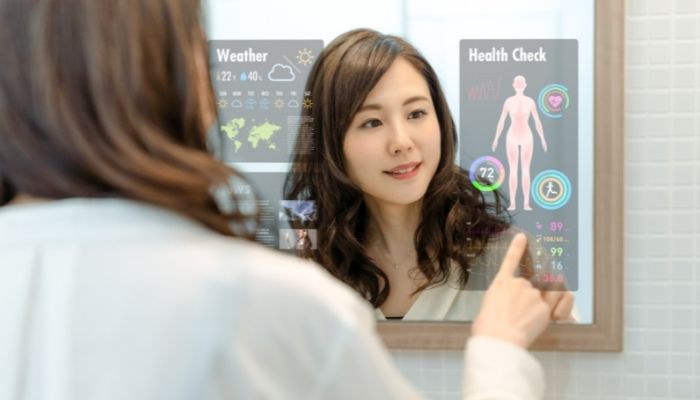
left=531, top=169, right=572, bottom=210
left=469, top=156, right=505, bottom=192
left=537, top=84, right=570, bottom=119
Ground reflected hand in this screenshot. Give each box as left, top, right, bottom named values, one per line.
left=472, top=234, right=551, bottom=349
left=541, top=290, right=575, bottom=321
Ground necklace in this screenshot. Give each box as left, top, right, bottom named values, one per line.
left=373, top=245, right=416, bottom=270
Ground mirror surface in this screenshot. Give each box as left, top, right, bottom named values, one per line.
left=205, top=0, right=595, bottom=324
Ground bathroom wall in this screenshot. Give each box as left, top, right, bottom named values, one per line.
left=390, top=0, right=700, bottom=398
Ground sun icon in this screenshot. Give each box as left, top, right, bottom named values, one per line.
left=302, top=97, right=313, bottom=110
left=274, top=98, right=285, bottom=109
left=296, top=48, right=314, bottom=66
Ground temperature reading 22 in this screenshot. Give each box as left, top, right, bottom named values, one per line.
left=217, top=70, right=233, bottom=82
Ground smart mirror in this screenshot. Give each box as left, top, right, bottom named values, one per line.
left=205, top=0, right=623, bottom=351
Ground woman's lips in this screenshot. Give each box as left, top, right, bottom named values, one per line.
left=384, top=162, right=421, bottom=180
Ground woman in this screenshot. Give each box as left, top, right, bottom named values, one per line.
left=285, top=29, right=574, bottom=321
left=0, top=2, right=553, bottom=398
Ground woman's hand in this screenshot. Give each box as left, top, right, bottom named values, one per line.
left=472, top=234, right=551, bottom=349
left=541, top=284, right=575, bottom=322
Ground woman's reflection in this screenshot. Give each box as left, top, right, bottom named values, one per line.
left=285, top=29, right=575, bottom=322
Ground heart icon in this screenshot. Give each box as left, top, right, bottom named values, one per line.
left=547, top=94, right=563, bottom=109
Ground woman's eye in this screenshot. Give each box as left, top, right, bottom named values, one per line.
left=408, top=110, right=427, bottom=119
left=360, top=119, right=382, bottom=129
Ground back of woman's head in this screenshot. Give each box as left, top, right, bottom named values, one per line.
left=0, top=0, right=255, bottom=236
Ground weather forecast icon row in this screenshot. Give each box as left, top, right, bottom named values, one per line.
left=216, top=97, right=312, bottom=110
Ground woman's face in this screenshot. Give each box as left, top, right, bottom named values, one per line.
left=342, top=57, right=441, bottom=208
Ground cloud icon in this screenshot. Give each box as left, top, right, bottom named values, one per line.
left=268, top=64, right=296, bottom=82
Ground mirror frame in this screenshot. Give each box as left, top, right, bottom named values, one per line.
left=377, top=0, right=624, bottom=352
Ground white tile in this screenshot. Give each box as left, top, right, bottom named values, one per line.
left=646, top=353, right=672, bottom=375
left=673, top=0, right=698, bottom=14
left=673, top=67, right=698, bottom=87
left=670, top=237, right=696, bottom=259
left=625, top=91, right=647, bottom=114
left=671, top=213, right=696, bottom=234
left=646, top=91, right=673, bottom=113
left=600, top=375, right=623, bottom=396
left=627, top=0, right=649, bottom=16
left=671, top=167, right=697, bottom=186
left=627, top=68, right=649, bottom=90
left=671, top=188, right=697, bottom=209
left=671, top=285, right=695, bottom=305
left=646, top=376, right=670, bottom=397
left=625, top=258, right=647, bottom=281
left=646, top=260, right=672, bottom=281
left=626, top=43, right=648, bottom=65
left=622, top=375, right=647, bottom=397
left=625, top=213, right=648, bottom=235
left=626, top=306, right=648, bottom=328
left=645, top=190, right=672, bottom=209
left=647, top=214, right=672, bottom=234
left=576, top=372, right=601, bottom=396
left=648, top=69, right=672, bottom=89
left=627, top=19, right=650, bottom=41
left=648, top=19, right=673, bottom=40
left=647, top=307, right=672, bottom=328
left=671, top=261, right=695, bottom=281
left=670, top=331, right=695, bottom=353
left=673, top=18, right=698, bottom=40
left=671, top=308, right=695, bottom=329
left=672, top=42, right=697, bottom=63
left=625, top=329, right=647, bottom=352
left=649, top=0, right=673, bottom=15
left=637, top=116, right=673, bottom=137
left=670, top=377, right=695, bottom=398
left=671, top=115, right=697, bottom=136
left=647, top=330, right=672, bottom=351
left=646, top=239, right=673, bottom=259
left=648, top=42, right=673, bottom=64
left=673, top=91, right=698, bottom=113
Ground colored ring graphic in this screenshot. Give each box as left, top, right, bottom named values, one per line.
left=537, top=84, right=570, bottom=119
left=469, top=156, right=505, bottom=192
left=531, top=170, right=572, bottom=210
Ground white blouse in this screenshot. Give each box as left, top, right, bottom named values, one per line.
left=0, top=199, right=544, bottom=399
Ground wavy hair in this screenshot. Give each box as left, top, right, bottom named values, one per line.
left=284, top=29, right=512, bottom=307
left=0, top=0, right=256, bottom=237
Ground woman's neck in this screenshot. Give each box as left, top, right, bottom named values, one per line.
left=364, top=198, right=421, bottom=258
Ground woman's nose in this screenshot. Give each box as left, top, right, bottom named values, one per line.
left=387, top=122, right=414, bottom=155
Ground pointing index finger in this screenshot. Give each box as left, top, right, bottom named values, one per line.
left=494, top=233, right=528, bottom=281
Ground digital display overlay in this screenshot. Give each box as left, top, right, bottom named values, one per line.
left=208, top=40, right=323, bottom=252
left=460, top=39, right=579, bottom=290
left=208, top=40, right=323, bottom=164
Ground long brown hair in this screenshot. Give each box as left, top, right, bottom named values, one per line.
left=284, top=29, right=511, bottom=307
left=0, top=0, right=256, bottom=236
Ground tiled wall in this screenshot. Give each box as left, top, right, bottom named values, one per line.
left=390, top=1, right=700, bottom=398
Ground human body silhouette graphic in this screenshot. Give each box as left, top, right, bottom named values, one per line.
left=492, top=75, right=547, bottom=211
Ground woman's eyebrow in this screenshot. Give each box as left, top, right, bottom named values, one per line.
left=402, top=95, right=430, bottom=106
left=357, top=95, right=430, bottom=113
